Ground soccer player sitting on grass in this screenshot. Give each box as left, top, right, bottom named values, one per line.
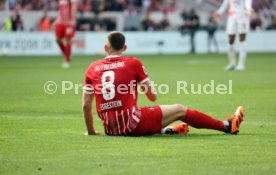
left=82, top=31, right=244, bottom=136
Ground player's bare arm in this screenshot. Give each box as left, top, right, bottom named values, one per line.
left=245, top=0, right=253, bottom=16
left=213, top=0, right=229, bottom=21
left=70, top=1, right=77, bottom=26
left=82, top=91, right=99, bottom=135
left=140, top=80, right=157, bottom=102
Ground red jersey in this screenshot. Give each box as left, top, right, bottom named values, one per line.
left=56, top=0, right=77, bottom=25
left=84, top=55, right=149, bottom=135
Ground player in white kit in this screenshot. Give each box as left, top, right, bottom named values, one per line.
left=213, top=0, right=253, bottom=71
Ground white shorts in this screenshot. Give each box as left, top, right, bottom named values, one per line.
left=226, top=15, right=250, bottom=35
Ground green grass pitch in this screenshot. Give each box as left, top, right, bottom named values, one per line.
left=0, top=53, right=275, bottom=175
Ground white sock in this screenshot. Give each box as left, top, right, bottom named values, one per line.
left=228, top=44, right=235, bottom=66
left=161, top=128, right=165, bottom=134
left=223, top=120, right=230, bottom=131
left=238, top=41, right=247, bottom=67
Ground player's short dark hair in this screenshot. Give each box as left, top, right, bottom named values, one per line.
left=108, top=32, right=125, bottom=51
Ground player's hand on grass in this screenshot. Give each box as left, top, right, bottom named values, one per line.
left=85, top=130, right=100, bottom=136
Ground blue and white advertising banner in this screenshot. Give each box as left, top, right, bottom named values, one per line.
left=0, top=31, right=275, bottom=56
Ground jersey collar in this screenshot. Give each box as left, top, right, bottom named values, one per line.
left=105, top=55, right=121, bottom=59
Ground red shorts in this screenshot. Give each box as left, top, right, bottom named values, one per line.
left=127, top=106, right=163, bottom=136
left=55, top=23, right=75, bottom=38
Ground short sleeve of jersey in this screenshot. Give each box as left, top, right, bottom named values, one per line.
left=134, top=59, right=149, bottom=84
left=83, top=66, right=94, bottom=92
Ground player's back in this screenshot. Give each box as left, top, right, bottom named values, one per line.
left=84, top=55, right=148, bottom=135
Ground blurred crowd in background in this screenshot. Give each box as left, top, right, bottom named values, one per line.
left=0, top=0, right=275, bottom=32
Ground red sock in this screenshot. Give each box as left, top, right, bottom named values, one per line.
left=64, top=43, right=71, bottom=63
left=182, top=109, right=225, bottom=131
left=57, top=42, right=66, bottom=55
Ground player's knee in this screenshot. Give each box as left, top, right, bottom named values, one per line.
left=228, top=35, right=235, bottom=44
left=56, top=38, right=62, bottom=43
left=229, top=38, right=235, bottom=44
left=82, top=104, right=91, bottom=111
left=65, top=38, right=72, bottom=44
left=174, top=104, right=187, bottom=117
left=239, top=35, right=246, bottom=42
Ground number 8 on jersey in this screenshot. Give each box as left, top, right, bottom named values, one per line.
left=101, top=71, right=115, bottom=100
